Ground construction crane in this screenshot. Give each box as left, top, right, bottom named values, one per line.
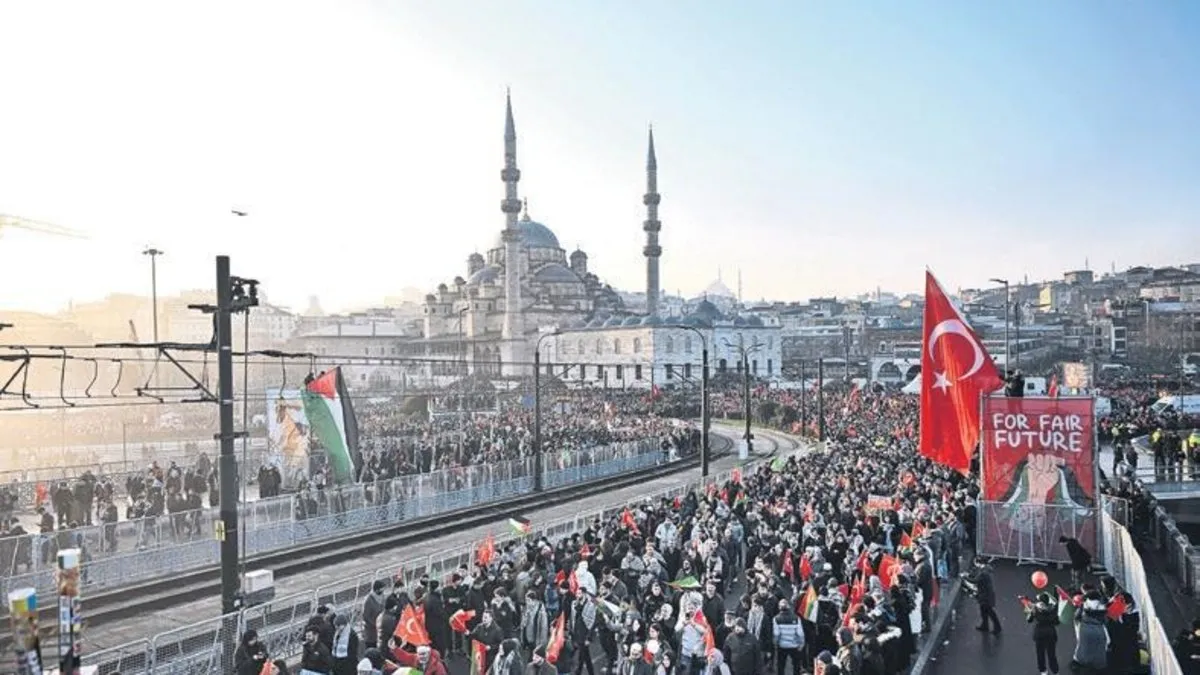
left=0, top=213, right=87, bottom=239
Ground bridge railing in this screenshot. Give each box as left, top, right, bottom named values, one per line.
left=82, top=448, right=779, bottom=675
left=1099, top=499, right=1185, bottom=675
left=0, top=438, right=664, bottom=604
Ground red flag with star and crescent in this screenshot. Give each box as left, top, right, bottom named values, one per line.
left=918, top=271, right=1003, bottom=474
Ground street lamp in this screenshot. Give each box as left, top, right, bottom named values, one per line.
left=723, top=336, right=763, bottom=458
left=533, top=330, right=560, bottom=492
left=670, top=324, right=710, bottom=477
left=989, top=278, right=1011, bottom=370
left=143, top=247, right=165, bottom=343
left=457, top=307, right=469, bottom=377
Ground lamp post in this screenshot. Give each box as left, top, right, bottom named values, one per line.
left=533, top=331, right=559, bottom=492
left=990, top=278, right=1010, bottom=370
left=457, top=307, right=469, bottom=378
left=724, top=336, right=762, bottom=458
left=799, top=360, right=807, bottom=434
left=142, top=247, right=164, bottom=343
left=816, top=358, right=825, bottom=442
left=672, top=324, right=710, bottom=476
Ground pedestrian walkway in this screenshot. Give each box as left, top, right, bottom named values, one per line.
left=926, top=562, right=1078, bottom=675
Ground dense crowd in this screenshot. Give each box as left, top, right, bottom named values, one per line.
left=235, top=392, right=985, bottom=675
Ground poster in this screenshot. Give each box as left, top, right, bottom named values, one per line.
left=979, top=396, right=1097, bottom=562
left=1062, top=362, right=1091, bottom=390
left=265, top=388, right=311, bottom=489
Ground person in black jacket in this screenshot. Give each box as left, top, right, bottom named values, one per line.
left=967, top=559, right=1001, bottom=634
left=1026, top=592, right=1060, bottom=675
left=301, top=626, right=334, bottom=674
left=1060, top=536, right=1093, bottom=587
left=233, top=628, right=269, bottom=675
left=722, top=618, right=763, bottom=675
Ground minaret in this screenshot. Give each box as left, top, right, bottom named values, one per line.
left=643, top=126, right=662, bottom=317
left=500, top=91, right=526, bottom=373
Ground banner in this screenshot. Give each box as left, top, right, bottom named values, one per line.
left=265, top=388, right=312, bottom=489
left=979, top=396, right=1097, bottom=562
left=1062, top=362, right=1091, bottom=390
left=865, top=495, right=892, bottom=514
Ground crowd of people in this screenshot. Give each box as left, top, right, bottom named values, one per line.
left=234, top=391, right=985, bottom=675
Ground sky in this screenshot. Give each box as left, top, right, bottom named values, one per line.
left=1, top=1, right=1199, bottom=313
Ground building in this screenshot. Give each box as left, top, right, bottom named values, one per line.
left=420, top=94, right=644, bottom=377
left=545, top=298, right=782, bottom=390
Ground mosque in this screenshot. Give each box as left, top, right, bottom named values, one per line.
left=422, top=93, right=780, bottom=384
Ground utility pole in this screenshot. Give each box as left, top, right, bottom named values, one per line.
left=142, top=248, right=164, bottom=343
left=533, top=332, right=559, bottom=491
left=990, top=278, right=1010, bottom=370
left=817, top=358, right=825, bottom=442
left=210, top=256, right=258, bottom=671
left=799, top=360, right=807, bottom=434
left=700, top=341, right=710, bottom=477
left=742, top=351, right=753, bottom=456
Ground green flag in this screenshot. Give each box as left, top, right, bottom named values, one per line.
left=771, top=455, right=787, bottom=472
left=300, top=367, right=360, bottom=485
left=669, top=575, right=700, bottom=590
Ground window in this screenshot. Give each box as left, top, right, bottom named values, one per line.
left=597, top=365, right=605, bottom=380
left=578, top=364, right=585, bottom=379
left=577, top=340, right=584, bottom=354
left=666, top=364, right=675, bottom=380
left=614, top=338, right=622, bottom=354
left=718, top=358, right=727, bottom=373
left=665, top=336, right=674, bottom=353
left=684, top=336, right=693, bottom=353
left=767, top=336, right=774, bottom=349
left=752, top=359, right=758, bottom=374
left=546, top=363, right=553, bottom=375
left=563, top=364, right=572, bottom=377
left=595, top=339, right=603, bottom=355
left=684, top=363, right=692, bottom=379
left=616, top=364, right=624, bottom=379
left=633, top=338, right=642, bottom=354
left=635, top=364, right=643, bottom=380
left=736, top=359, right=743, bottom=374
left=767, top=359, right=773, bottom=375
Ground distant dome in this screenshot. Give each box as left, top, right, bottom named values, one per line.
left=604, top=316, right=624, bottom=327
left=494, top=216, right=561, bottom=250
left=641, top=315, right=664, bottom=326
left=623, top=316, right=642, bottom=326
left=690, top=299, right=723, bottom=322
left=468, top=266, right=501, bottom=285
left=533, top=263, right=581, bottom=283
left=746, top=316, right=765, bottom=327
left=570, top=248, right=587, bottom=260
left=733, top=316, right=748, bottom=327
left=586, top=318, right=606, bottom=328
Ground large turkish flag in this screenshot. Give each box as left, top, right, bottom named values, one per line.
left=919, top=271, right=1004, bottom=473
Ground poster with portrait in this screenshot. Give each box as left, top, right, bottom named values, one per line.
left=979, top=396, right=1097, bottom=563
left=265, top=388, right=311, bottom=489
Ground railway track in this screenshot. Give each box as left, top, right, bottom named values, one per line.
left=6, top=433, right=738, bottom=649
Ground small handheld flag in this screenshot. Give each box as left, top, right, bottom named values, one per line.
left=508, top=516, right=532, bottom=536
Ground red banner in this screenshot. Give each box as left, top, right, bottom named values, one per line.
left=979, top=396, right=1098, bottom=562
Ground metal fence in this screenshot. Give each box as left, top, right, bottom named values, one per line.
left=1098, top=505, right=1184, bottom=675
left=82, top=440, right=802, bottom=675
left=0, top=439, right=662, bottom=603
left=976, top=500, right=1095, bottom=564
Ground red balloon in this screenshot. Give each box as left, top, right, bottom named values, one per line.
left=1031, top=570, right=1048, bottom=589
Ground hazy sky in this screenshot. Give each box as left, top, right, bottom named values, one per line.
left=2, top=1, right=1199, bottom=313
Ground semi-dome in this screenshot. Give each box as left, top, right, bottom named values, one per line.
left=468, top=266, right=501, bottom=285
left=641, top=315, right=664, bottom=326
left=622, top=316, right=642, bottom=326
left=586, top=318, right=606, bottom=328
left=533, top=263, right=581, bottom=283
left=493, top=217, right=561, bottom=250
left=604, top=316, right=624, bottom=327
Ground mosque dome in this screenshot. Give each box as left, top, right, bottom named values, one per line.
left=689, top=299, right=723, bottom=322
left=533, top=263, right=581, bottom=283
left=494, top=215, right=561, bottom=250
left=468, top=266, right=501, bottom=285
left=604, top=316, right=625, bottom=327
left=641, top=315, right=664, bottom=326
left=622, top=316, right=642, bottom=326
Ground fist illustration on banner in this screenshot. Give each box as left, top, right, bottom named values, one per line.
left=1025, top=454, right=1065, bottom=505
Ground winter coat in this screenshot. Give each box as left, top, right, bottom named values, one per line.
left=1073, top=612, right=1109, bottom=670
left=300, top=640, right=334, bottom=674
left=1027, top=603, right=1059, bottom=642
left=772, top=616, right=805, bottom=651
left=362, top=592, right=385, bottom=647
left=234, top=641, right=268, bottom=675
left=722, top=631, right=763, bottom=675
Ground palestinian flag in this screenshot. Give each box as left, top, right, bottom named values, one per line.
left=469, top=639, right=488, bottom=675
left=1055, top=586, right=1075, bottom=625
left=508, top=516, right=532, bottom=536
left=669, top=576, right=701, bottom=590
left=771, top=455, right=787, bottom=472
left=692, top=609, right=716, bottom=656
left=301, top=367, right=361, bottom=485
left=394, top=668, right=423, bottom=675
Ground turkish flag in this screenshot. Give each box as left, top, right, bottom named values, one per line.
left=919, top=271, right=1003, bottom=473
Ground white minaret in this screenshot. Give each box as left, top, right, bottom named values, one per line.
left=499, top=91, right=526, bottom=374
left=643, top=127, right=662, bottom=317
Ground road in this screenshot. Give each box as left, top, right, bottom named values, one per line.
left=84, top=427, right=803, bottom=657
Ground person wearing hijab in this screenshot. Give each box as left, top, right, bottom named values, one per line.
left=703, top=649, right=731, bottom=675
left=234, top=629, right=269, bottom=675
left=1072, top=597, right=1109, bottom=673
left=331, top=614, right=361, bottom=675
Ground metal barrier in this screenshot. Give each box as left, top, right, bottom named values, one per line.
left=81, top=439, right=796, bottom=675
left=976, top=500, right=1094, bottom=564
left=1099, top=503, right=1185, bottom=675
left=1, top=439, right=663, bottom=602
